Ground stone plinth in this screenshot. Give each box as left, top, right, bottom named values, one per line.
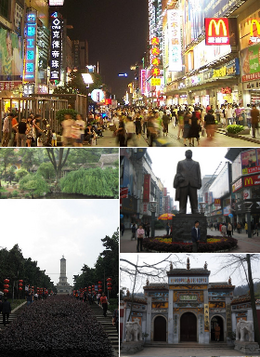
left=172, top=214, right=207, bottom=242
left=234, top=340, right=260, bottom=354
left=121, top=341, right=144, bottom=355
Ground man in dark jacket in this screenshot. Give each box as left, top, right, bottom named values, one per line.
left=2, top=297, right=11, bottom=326
left=191, top=220, right=200, bottom=252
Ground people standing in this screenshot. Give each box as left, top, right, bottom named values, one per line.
left=204, top=109, right=216, bottom=139
left=2, top=113, right=13, bottom=147
left=251, top=104, right=260, bottom=138
left=166, top=222, right=170, bottom=235
left=137, top=225, right=145, bottom=252
left=214, top=323, right=221, bottom=341
left=2, top=297, right=11, bottom=326
left=100, top=292, right=108, bottom=317
left=61, top=114, right=75, bottom=146
left=227, top=222, right=232, bottom=237
left=191, top=220, right=200, bottom=252
left=131, top=223, right=137, bottom=240
left=221, top=223, right=227, bottom=237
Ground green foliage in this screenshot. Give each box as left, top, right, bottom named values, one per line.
left=12, top=190, right=19, bottom=197
left=226, top=125, right=244, bottom=134
left=59, top=167, right=119, bottom=198
left=0, top=245, right=55, bottom=299
left=37, top=162, right=56, bottom=180
left=74, top=230, right=119, bottom=299
left=55, top=109, right=78, bottom=123
left=19, top=173, right=50, bottom=198
left=15, top=169, right=29, bottom=182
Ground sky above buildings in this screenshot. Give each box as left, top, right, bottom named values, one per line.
left=0, top=200, right=119, bottom=285
left=147, top=147, right=230, bottom=202
left=61, top=0, right=148, bottom=98
left=120, top=253, right=259, bottom=294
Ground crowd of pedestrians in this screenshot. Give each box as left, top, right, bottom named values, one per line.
left=2, top=102, right=259, bottom=147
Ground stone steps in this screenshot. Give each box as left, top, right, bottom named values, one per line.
left=89, top=302, right=119, bottom=355
left=145, top=342, right=230, bottom=349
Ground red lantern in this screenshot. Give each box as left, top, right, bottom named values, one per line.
left=19, top=279, right=23, bottom=283
left=107, top=278, right=112, bottom=282
left=107, top=287, right=112, bottom=291
left=4, top=279, right=10, bottom=284
left=19, top=287, right=23, bottom=291
left=98, top=289, right=102, bottom=293
left=98, top=281, right=102, bottom=284
left=107, top=283, right=112, bottom=287
left=3, top=284, right=9, bottom=289
left=3, top=289, right=9, bottom=293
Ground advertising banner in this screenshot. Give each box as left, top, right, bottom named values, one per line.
left=167, top=9, right=182, bottom=72
left=241, top=149, right=260, bottom=175
left=204, top=304, right=210, bottom=332
left=241, top=43, right=260, bottom=82
left=0, top=28, right=23, bottom=79
left=232, top=178, right=242, bottom=193
left=50, top=12, right=63, bottom=81
left=240, top=17, right=260, bottom=50
left=143, top=174, right=151, bottom=203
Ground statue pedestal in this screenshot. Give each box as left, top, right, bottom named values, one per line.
left=121, top=341, right=144, bottom=355
left=234, top=340, right=260, bottom=354
left=172, top=214, right=207, bottom=242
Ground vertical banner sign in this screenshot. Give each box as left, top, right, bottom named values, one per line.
left=24, top=10, right=37, bottom=81
left=140, top=69, right=147, bottom=95
left=150, top=37, right=161, bottom=78
left=143, top=174, right=151, bottom=203
left=226, top=303, right=232, bottom=336
left=205, top=18, right=230, bottom=45
left=204, top=304, right=209, bottom=331
left=167, top=10, right=182, bottom=72
left=50, top=12, right=62, bottom=81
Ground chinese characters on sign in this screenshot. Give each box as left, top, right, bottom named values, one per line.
left=24, top=10, right=37, bottom=82
left=50, top=12, right=63, bottom=81
left=167, top=9, right=182, bottom=72
left=204, top=304, right=209, bottom=331
left=205, top=18, right=230, bottom=45
left=150, top=36, right=161, bottom=80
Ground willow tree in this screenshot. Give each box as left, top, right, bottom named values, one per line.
left=46, top=148, right=70, bottom=180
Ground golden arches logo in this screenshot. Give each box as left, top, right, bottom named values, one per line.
left=244, top=177, right=254, bottom=186
left=250, top=19, right=260, bottom=36
left=208, top=19, right=228, bottom=36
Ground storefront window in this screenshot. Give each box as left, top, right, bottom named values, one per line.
left=251, top=186, right=260, bottom=198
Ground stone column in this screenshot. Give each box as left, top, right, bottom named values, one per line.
left=146, top=296, right=152, bottom=341
left=168, top=289, right=174, bottom=343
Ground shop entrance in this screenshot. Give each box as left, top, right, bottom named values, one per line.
left=154, top=316, right=166, bottom=341
left=180, top=312, right=197, bottom=342
left=211, top=316, right=224, bottom=341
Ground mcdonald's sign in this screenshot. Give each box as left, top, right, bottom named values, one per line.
left=250, top=19, right=260, bottom=43
left=244, top=175, right=260, bottom=187
left=205, top=18, right=230, bottom=45
left=214, top=199, right=221, bottom=205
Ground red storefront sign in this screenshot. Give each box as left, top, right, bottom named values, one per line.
left=0, top=81, right=22, bottom=91
left=205, top=18, right=230, bottom=45
left=143, top=174, right=151, bottom=203
left=244, top=174, right=260, bottom=187
left=232, top=178, right=243, bottom=192
left=120, top=187, right=128, bottom=199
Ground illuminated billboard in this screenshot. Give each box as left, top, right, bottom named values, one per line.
left=240, top=43, right=260, bottom=82
left=24, top=10, right=37, bottom=82
left=49, top=0, right=64, bottom=5
left=167, top=9, right=182, bottom=72
left=205, top=18, right=230, bottom=45
left=50, top=12, right=63, bottom=81
left=0, top=28, right=23, bottom=78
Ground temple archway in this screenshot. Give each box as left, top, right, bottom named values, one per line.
left=154, top=315, right=167, bottom=341
left=211, top=315, right=224, bottom=342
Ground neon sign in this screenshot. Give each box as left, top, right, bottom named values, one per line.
left=24, top=10, right=37, bottom=81
left=50, top=12, right=62, bottom=81
left=205, top=18, right=230, bottom=45
left=150, top=36, right=161, bottom=80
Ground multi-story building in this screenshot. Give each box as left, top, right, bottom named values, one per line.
left=120, top=148, right=173, bottom=228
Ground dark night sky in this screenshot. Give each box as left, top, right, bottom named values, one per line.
left=61, top=0, right=148, bottom=99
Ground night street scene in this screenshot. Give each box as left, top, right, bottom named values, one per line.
left=120, top=148, right=260, bottom=254
left=0, top=200, right=119, bottom=356
left=1, top=0, right=260, bottom=147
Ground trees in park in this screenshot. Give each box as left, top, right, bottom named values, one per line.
left=0, top=245, right=55, bottom=298
left=73, top=229, right=119, bottom=298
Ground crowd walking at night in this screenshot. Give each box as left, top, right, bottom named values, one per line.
left=2, top=102, right=259, bottom=147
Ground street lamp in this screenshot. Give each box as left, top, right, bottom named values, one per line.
left=81, top=73, right=93, bottom=118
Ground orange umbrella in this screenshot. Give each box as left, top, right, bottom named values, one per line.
left=158, top=213, right=175, bottom=220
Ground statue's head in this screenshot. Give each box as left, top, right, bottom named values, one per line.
left=185, top=150, right=192, bottom=159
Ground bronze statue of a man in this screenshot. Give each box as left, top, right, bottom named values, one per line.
left=173, top=150, right=202, bottom=214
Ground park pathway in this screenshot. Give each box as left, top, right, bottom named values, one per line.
left=89, top=302, right=119, bottom=356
